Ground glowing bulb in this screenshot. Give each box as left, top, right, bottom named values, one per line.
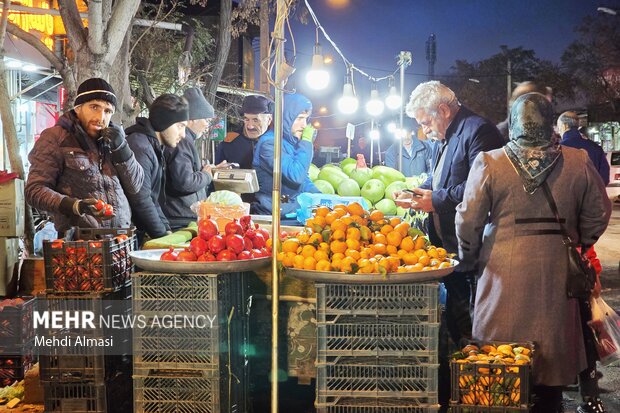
left=385, top=85, right=402, bottom=110
left=306, top=44, right=330, bottom=90
left=387, top=122, right=397, bottom=133
left=369, top=129, right=380, bottom=140
left=337, top=82, right=359, bottom=114
left=366, top=89, right=384, bottom=117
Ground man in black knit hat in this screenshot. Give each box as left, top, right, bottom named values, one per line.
left=125, top=94, right=189, bottom=241
left=26, top=77, right=144, bottom=234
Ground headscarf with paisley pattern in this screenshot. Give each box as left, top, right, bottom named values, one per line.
left=504, top=92, right=561, bottom=194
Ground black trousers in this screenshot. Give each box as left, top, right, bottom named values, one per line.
left=579, top=296, right=601, bottom=400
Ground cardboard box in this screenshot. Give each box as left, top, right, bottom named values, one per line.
left=0, top=179, right=25, bottom=237
left=0, top=237, right=20, bottom=297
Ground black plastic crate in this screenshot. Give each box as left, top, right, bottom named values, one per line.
left=316, top=397, right=440, bottom=413
left=450, top=342, right=533, bottom=409
left=43, top=373, right=132, bottom=413
left=43, top=227, right=135, bottom=293
left=449, top=406, right=529, bottom=413
left=0, top=296, right=35, bottom=350
left=0, top=348, right=35, bottom=387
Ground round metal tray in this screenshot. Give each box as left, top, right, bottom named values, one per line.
left=130, top=249, right=271, bottom=274
left=285, top=259, right=458, bottom=284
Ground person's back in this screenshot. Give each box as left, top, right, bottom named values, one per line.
left=384, top=133, right=432, bottom=177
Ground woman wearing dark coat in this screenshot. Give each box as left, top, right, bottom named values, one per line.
left=455, top=93, right=611, bottom=412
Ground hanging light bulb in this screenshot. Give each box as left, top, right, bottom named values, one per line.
left=337, top=72, right=359, bottom=114
left=306, top=29, right=330, bottom=90
left=369, top=128, right=380, bottom=140
left=365, top=82, right=384, bottom=117
left=387, top=122, right=397, bottom=133
left=385, top=77, right=402, bottom=110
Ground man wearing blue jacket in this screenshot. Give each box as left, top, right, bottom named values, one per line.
left=558, top=111, right=610, bottom=186
left=384, top=129, right=432, bottom=177
left=252, top=93, right=319, bottom=216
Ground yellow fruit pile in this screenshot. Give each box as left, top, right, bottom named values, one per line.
left=277, top=202, right=454, bottom=274
left=452, top=343, right=532, bottom=407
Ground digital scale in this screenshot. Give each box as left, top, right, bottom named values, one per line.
left=212, top=168, right=259, bottom=194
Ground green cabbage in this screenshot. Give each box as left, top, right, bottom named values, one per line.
left=206, top=190, right=243, bottom=206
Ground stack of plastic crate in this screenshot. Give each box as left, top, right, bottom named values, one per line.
left=38, top=228, right=135, bottom=413
left=315, top=282, right=441, bottom=413
left=132, top=271, right=249, bottom=413
left=0, top=297, right=36, bottom=387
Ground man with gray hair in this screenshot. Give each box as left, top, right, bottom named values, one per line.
left=394, top=80, right=503, bottom=412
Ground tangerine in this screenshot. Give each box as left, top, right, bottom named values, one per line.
left=315, top=206, right=330, bottom=218
left=400, top=236, right=415, bottom=252
left=369, top=210, right=384, bottom=222
left=303, top=256, right=317, bottom=270
left=386, top=231, right=403, bottom=247
left=282, top=239, right=300, bottom=253
left=346, top=202, right=365, bottom=217
left=380, top=224, right=394, bottom=236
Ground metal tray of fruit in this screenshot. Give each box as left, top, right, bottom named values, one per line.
left=285, top=259, right=458, bottom=284
left=130, top=249, right=271, bottom=274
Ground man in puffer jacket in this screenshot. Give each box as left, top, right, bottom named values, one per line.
left=25, top=78, right=144, bottom=235
left=125, top=94, right=189, bottom=240
left=252, top=93, right=319, bottom=216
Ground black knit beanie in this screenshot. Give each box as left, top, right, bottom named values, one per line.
left=241, top=95, right=274, bottom=115
left=74, top=78, right=117, bottom=108
left=149, top=94, right=190, bottom=132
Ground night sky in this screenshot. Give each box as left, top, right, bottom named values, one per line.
left=281, top=0, right=615, bottom=143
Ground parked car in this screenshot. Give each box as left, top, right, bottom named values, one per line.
left=608, top=151, right=620, bottom=187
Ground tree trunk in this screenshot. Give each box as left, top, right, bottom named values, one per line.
left=259, top=0, right=270, bottom=93
left=205, top=0, right=233, bottom=105
left=109, top=30, right=136, bottom=126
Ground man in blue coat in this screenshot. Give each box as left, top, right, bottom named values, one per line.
left=558, top=111, right=610, bottom=185
left=252, top=93, right=319, bottom=216
left=395, top=81, right=504, bottom=412
left=384, top=129, right=432, bottom=177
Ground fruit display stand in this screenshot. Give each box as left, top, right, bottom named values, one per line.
left=128, top=252, right=271, bottom=413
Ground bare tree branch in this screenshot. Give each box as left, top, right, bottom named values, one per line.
left=102, top=0, right=112, bottom=28
left=57, top=0, right=87, bottom=52
left=206, top=0, right=233, bottom=104
left=129, top=0, right=177, bottom=58
left=6, top=22, right=65, bottom=72
left=0, top=0, right=9, bottom=48
left=87, top=0, right=104, bottom=54
left=103, top=0, right=140, bottom=65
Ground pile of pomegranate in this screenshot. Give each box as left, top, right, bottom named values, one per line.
left=160, top=215, right=272, bottom=262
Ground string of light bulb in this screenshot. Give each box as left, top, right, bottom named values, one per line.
left=303, top=0, right=408, bottom=117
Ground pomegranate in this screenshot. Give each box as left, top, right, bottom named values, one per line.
left=198, top=217, right=219, bottom=241
left=255, top=224, right=270, bottom=241
left=225, top=219, right=243, bottom=235
left=207, top=235, right=226, bottom=254
left=252, top=233, right=266, bottom=249
left=251, top=248, right=264, bottom=258
left=238, top=250, right=253, bottom=260
left=190, top=237, right=209, bottom=257
left=160, top=247, right=178, bottom=261
left=176, top=248, right=197, bottom=262
left=197, top=252, right=217, bottom=262
left=240, top=215, right=254, bottom=232
left=217, top=249, right=237, bottom=261
left=226, top=234, right=245, bottom=254
left=244, top=227, right=257, bottom=240
left=259, top=247, right=271, bottom=257
left=243, top=236, right=253, bottom=251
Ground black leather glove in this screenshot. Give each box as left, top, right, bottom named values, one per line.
left=101, top=123, right=126, bottom=150
left=59, top=197, right=115, bottom=220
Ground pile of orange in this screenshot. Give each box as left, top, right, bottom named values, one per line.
left=276, top=202, right=454, bottom=274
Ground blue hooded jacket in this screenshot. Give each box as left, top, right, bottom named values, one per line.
left=561, top=128, right=610, bottom=186
left=252, top=93, right=319, bottom=216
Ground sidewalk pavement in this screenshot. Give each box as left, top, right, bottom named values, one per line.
left=563, top=201, right=620, bottom=412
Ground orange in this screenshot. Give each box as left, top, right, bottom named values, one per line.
left=318, top=242, right=330, bottom=253
left=389, top=217, right=401, bottom=227
left=341, top=256, right=358, bottom=273
left=282, top=252, right=296, bottom=267
left=346, top=202, right=365, bottom=217
left=346, top=227, right=361, bottom=241
left=387, top=256, right=401, bottom=272
left=351, top=215, right=368, bottom=226
left=402, top=252, right=419, bottom=265
left=414, top=249, right=428, bottom=258
left=315, top=206, right=330, bottom=218
left=380, top=224, right=394, bottom=236
left=341, top=216, right=353, bottom=226
left=302, top=256, right=317, bottom=270
left=400, top=236, right=415, bottom=252
left=330, top=241, right=347, bottom=254
left=369, top=210, right=384, bottom=222
left=360, top=247, right=374, bottom=259
left=331, top=252, right=345, bottom=261
left=325, top=212, right=339, bottom=225
left=297, top=231, right=310, bottom=244
left=308, top=233, right=323, bottom=245
left=410, top=263, right=424, bottom=272
left=332, top=229, right=346, bottom=241
left=393, top=222, right=410, bottom=237
left=345, top=238, right=361, bottom=251
left=414, top=236, right=427, bottom=250
left=316, top=259, right=331, bottom=271
left=333, top=206, right=348, bottom=218
left=397, top=249, right=408, bottom=259
left=373, top=243, right=387, bottom=255
left=301, top=245, right=317, bottom=258
left=373, top=232, right=387, bottom=244
left=436, top=247, right=447, bottom=259
left=314, top=250, right=329, bottom=262
left=330, top=258, right=343, bottom=271
left=276, top=251, right=285, bottom=262
left=345, top=249, right=361, bottom=261
left=357, top=259, right=375, bottom=274
left=282, top=238, right=300, bottom=253
left=427, top=248, right=439, bottom=259
left=438, top=261, right=452, bottom=269
left=293, top=255, right=305, bottom=269
left=430, top=258, right=441, bottom=268
left=313, top=215, right=326, bottom=228
left=418, top=255, right=431, bottom=267
left=331, top=219, right=347, bottom=233
left=386, top=231, right=403, bottom=247
left=386, top=244, right=398, bottom=256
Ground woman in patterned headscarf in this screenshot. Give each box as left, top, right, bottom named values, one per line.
left=455, top=93, right=611, bottom=412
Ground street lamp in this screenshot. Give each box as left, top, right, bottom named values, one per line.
left=337, top=73, right=359, bottom=114
left=366, top=82, right=384, bottom=117
left=306, top=41, right=330, bottom=90
left=385, top=77, right=402, bottom=111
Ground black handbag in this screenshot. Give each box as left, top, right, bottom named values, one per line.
left=541, top=182, right=596, bottom=299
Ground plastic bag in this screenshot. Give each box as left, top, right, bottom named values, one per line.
left=33, top=221, right=58, bottom=257
left=589, top=296, right=620, bottom=366
left=191, top=200, right=250, bottom=232
left=295, top=193, right=369, bottom=224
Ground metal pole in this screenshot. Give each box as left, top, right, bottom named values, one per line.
left=370, top=120, right=374, bottom=166
left=506, top=57, right=512, bottom=118
left=271, top=1, right=286, bottom=411
left=397, top=51, right=411, bottom=173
